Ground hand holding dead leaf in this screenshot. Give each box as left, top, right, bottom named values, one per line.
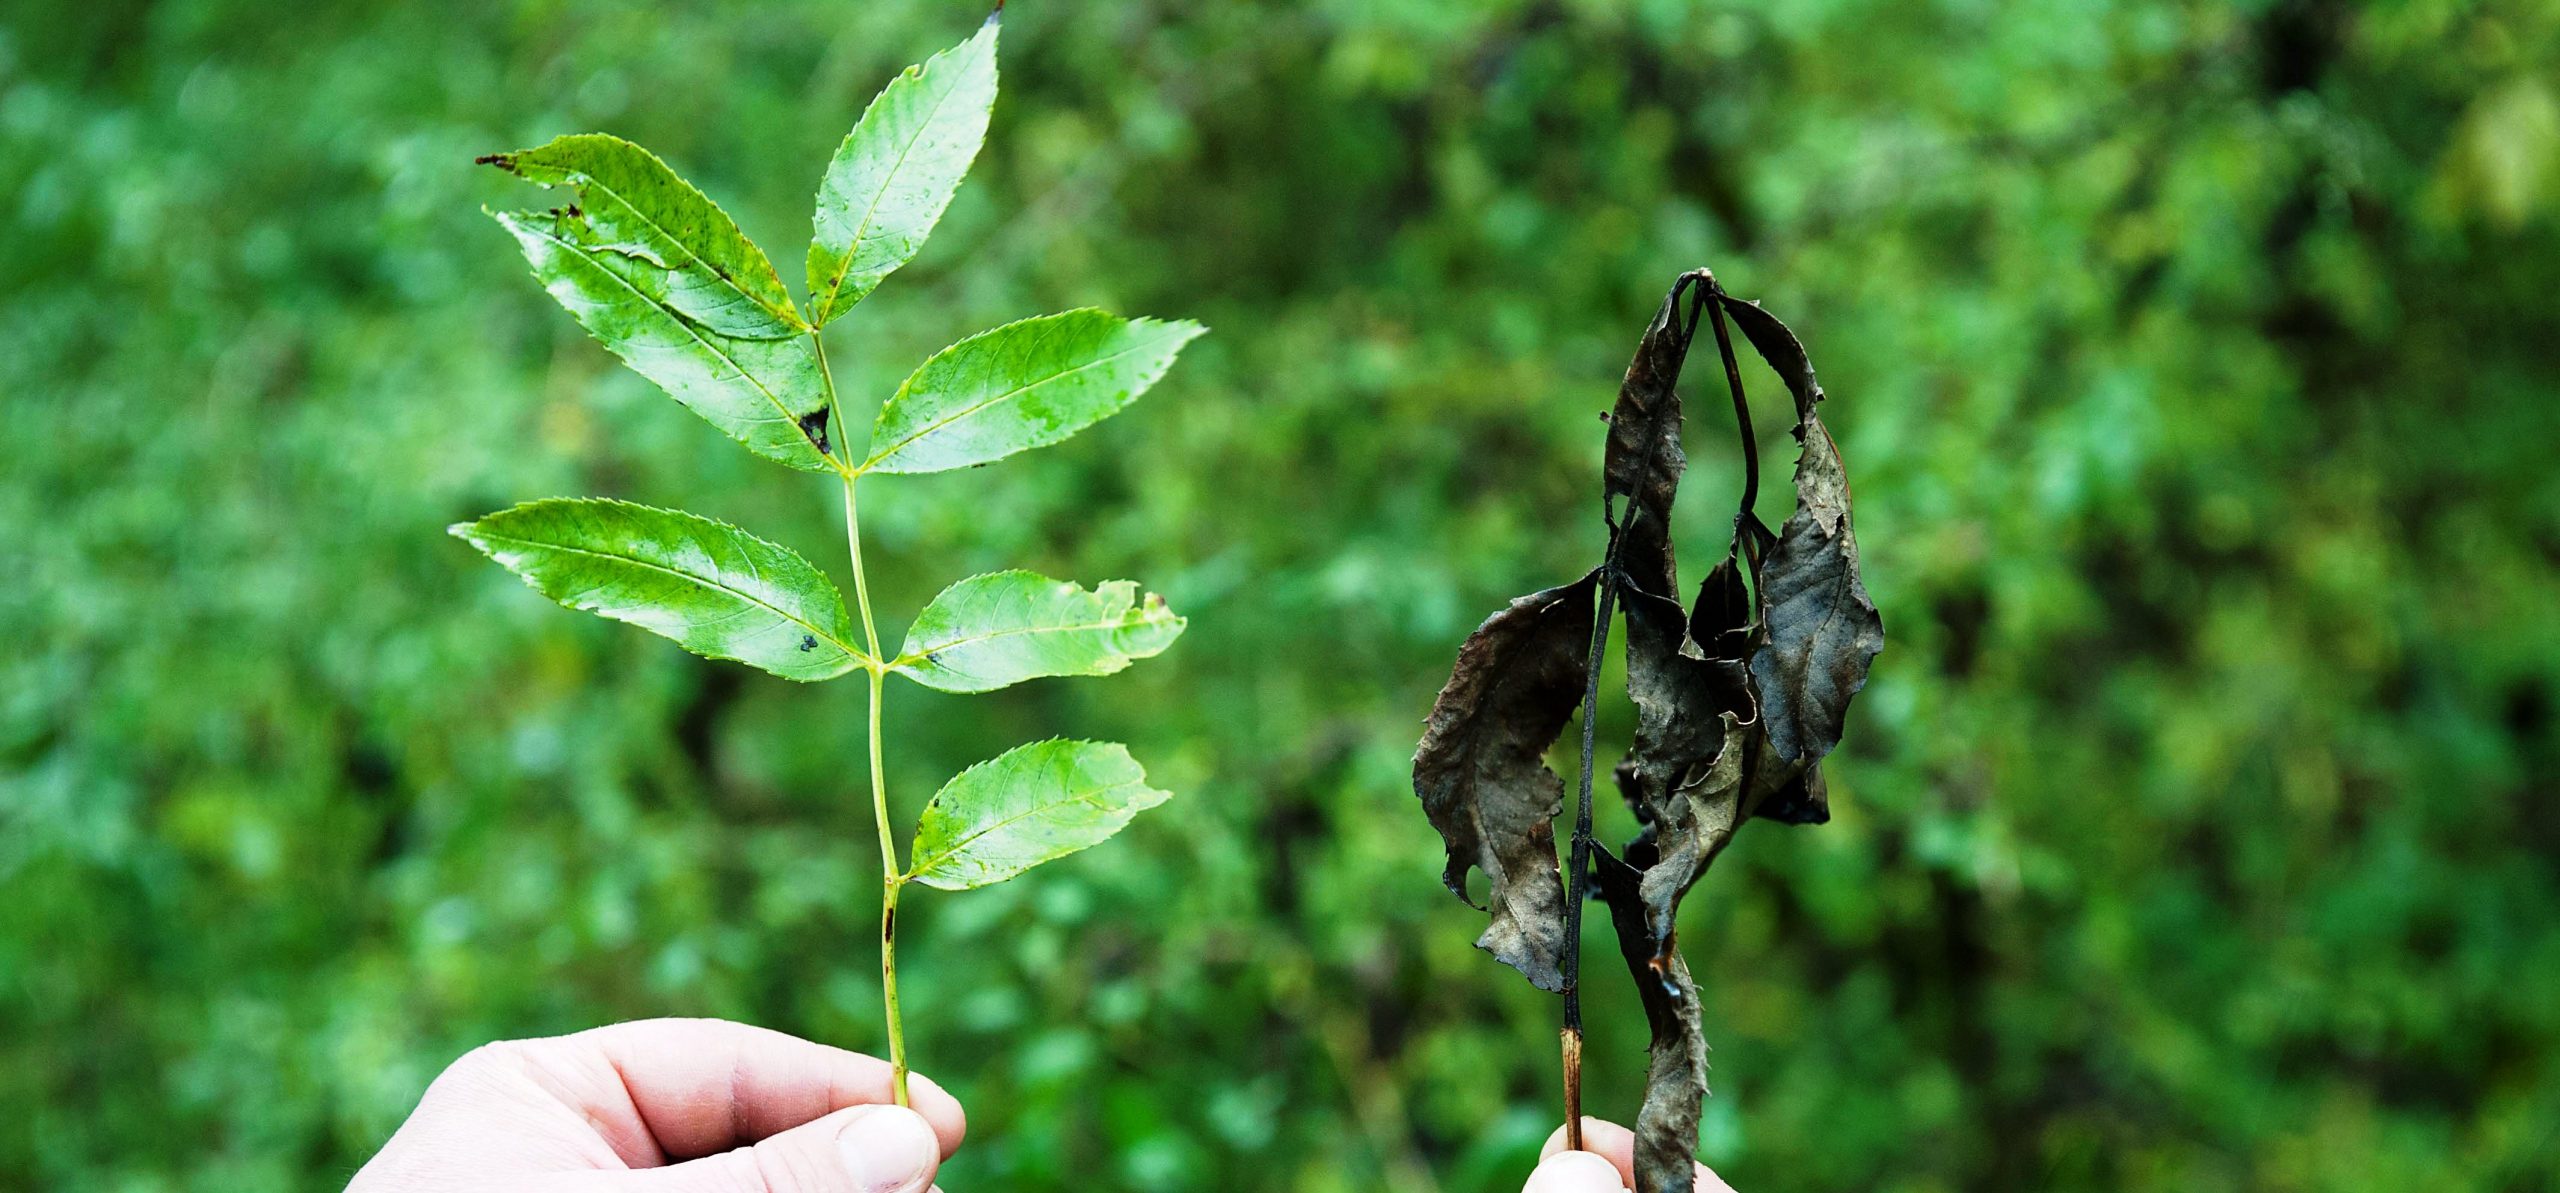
left=1417, top=270, right=1883, bottom=1192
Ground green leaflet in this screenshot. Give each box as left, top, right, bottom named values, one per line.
left=894, top=571, right=1184, bottom=693
left=451, top=498, right=865, bottom=682
left=864, top=309, right=1205, bottom=474
left=807, top=15, right=1000, bottom=326
left=492, top=209, right=837, bottom=472
left=484, top=134, right=806, bottom=339
left=906, top=740, right=1171, bottom=890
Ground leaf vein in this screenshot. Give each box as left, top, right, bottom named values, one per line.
left=474, top=530, right=866, bottom=665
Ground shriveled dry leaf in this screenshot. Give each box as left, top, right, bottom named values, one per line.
left=1595, top=843, right=1711, bottom=1193
left=1413, top=570, right=1598, bottom=992
left=1718, top=295, right=1885, bottom=763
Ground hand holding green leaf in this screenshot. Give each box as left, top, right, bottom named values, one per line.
left=455, top=10, right=1201, bottom=1107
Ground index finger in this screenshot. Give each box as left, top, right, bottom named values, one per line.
left=555, top=1018, right=967, bottom=1163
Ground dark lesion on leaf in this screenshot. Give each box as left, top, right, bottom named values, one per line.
left=799, top=634, right=819, bottom=652
left=473, top=153, right=519, bottom=172
left=797, top=407, right=832, bottom=456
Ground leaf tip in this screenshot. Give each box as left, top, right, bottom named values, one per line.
left=474, top=152, right=518, bottom=173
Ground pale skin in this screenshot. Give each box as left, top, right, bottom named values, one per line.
left=348, top=1019, right=1731, bottom=1193
left=347, top=1019, right=965, bottom=1193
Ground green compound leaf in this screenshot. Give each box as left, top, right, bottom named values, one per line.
left=491, top=209, right=838, bottom=472
left=482, top=134, right=806, bottom=339
left=893, top=571, right=1184, bottom=693
left=864, top=309, right=1204, bottom=474
left=906, top=740, right=1172, bottom=891
left=451, top=498, right=865, bottom=682
left=807, top=16, right=1000, bottom=326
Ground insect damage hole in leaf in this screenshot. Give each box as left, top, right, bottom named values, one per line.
left=1410, top=268, right=1883, bottom=1192
left=456, top=7, right=1202, bottom=1111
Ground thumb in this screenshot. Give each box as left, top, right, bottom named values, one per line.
left=1523, top=1150, right=1628, bottom=1193
left=598, top=1104, right=944, bottom=1193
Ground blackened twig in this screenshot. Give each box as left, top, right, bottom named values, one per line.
left=1702, top=276, right=1759, bottom=550
left=1560, top=528, right=1619, bottom=1153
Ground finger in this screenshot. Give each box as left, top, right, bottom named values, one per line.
left=1523, top=1150, right=1626, bottom=1193
left=573, top=1103, right=942, bottom=1193
left=549, top=1018, right=965, bottom=1161
left=1541, top=1118, right=1637, bottom=1186
left=1539, top=1117, right=1736, bottom=1191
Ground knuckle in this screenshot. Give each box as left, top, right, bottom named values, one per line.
left=422, top=1039, right=540, bottom=1107
left=749, top=1137, right=836, bottom=1193
left=448, top=1039, right=523, bottom=1076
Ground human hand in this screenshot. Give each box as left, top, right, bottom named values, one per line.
left=1520, top=1118, right=1737, bottom=1193
left=348, top=1018, right=966, bottom=1193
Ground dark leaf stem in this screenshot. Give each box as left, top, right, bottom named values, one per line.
left=1701, top=277, right=1759, bottom=557
left=1560, top=525, right=1619, bottom=1153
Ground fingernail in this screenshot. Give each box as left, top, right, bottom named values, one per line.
left=835, top=1106, right=937, bottom=1193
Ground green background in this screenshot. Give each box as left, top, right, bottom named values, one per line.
left=6, top=1, right=2557, bottom=1189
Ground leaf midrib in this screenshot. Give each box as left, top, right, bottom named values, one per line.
left=894, top=609, right=1173, bottom=670
left=909, top=787, right=1127, bottom=878
left=817, top=54, right=974, bottom=315
left=574, top=168, right=801, bottom=333
left=476, top=528, right=866, bottom=667
left=522, top=217, right=840, bottom=474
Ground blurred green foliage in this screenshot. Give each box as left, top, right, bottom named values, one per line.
left=6, top=1, right=2558, bottom=1189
